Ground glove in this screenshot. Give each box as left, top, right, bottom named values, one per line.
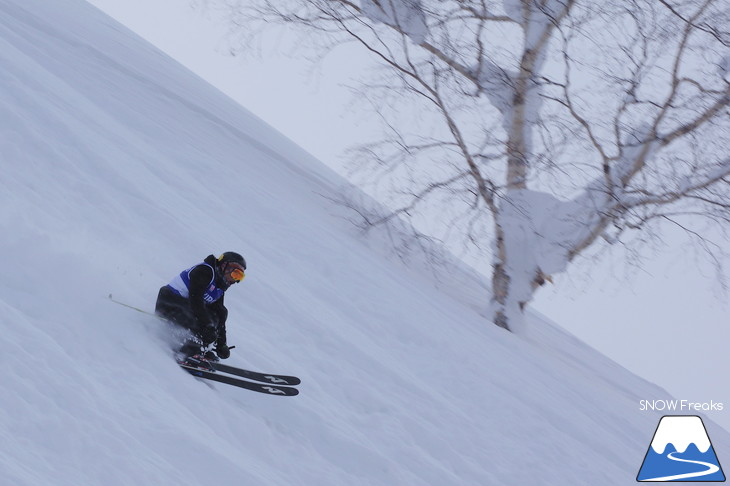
left=198, top=323, right=217, bottom=345
left=215, top=341, right=230, bottom=360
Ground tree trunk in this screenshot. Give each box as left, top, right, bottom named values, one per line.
left=491, top=229, right=511, bottom=330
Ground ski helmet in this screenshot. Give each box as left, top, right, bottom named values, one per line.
left=218, top=251, right=246, bottom=270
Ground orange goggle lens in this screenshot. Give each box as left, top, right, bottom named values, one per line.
left=229, top=267, right=245, bottom=282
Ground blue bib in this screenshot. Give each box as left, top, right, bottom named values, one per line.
left=167, top=263, right=224, bottom=303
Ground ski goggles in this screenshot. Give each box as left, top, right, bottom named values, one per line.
left=224, top=263, right=246, bottom=283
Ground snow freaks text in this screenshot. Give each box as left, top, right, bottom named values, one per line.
left=640, top=400, right=724, bottom=412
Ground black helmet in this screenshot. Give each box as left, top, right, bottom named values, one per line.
left=218, top=251, right=246, bottom=270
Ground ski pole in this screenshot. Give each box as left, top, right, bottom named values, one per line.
left=107, top=294, right=157, bottom=316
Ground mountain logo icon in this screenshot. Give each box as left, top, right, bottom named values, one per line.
left=637, top=415, right=725, bottom=482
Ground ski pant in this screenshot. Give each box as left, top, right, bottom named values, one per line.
left=155, top=286, right=227, bottom=346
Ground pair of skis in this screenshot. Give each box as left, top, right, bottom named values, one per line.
left=178, top=356, right=300, bottom=396
left=108, top=294, right=300, bottom=396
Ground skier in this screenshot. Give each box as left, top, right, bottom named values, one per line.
left=156, top=252, right=246, bottom=361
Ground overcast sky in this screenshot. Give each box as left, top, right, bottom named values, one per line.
left=85, top=0, right=729, bottom=431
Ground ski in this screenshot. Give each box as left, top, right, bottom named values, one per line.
left=211, top=362, right=301, bottom=386
left=180, top=354, right=301, bottom=386
left=180, top=364, right=299, bottom=396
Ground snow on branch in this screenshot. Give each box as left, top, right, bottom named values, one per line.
left=360, top=0, right=429, bottom=43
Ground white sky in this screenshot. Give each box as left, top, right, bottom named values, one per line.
left=85, top=0, right=729, bottom=431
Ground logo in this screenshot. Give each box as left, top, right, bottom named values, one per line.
left=637, top=415, right=725, bottom=482
left=262, top=386, right=286, bottom=395
left=264, top=375, right=289, bottom=384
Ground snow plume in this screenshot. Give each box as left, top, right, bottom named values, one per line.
left=360, top=0, right=429, bottom=44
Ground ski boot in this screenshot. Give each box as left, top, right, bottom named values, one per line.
left=176, top=340, right=215, bottom=371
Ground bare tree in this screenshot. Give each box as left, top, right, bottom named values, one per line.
left=210, top=0, right=730, bottom=331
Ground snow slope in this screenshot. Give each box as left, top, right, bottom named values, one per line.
left=0, top=0, right=727, bottom=485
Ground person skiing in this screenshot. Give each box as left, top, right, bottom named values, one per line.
left=156, top=252, right=246, bottom=360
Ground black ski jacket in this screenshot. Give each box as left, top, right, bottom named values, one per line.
left=155, top=254, right=230, bottom=345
